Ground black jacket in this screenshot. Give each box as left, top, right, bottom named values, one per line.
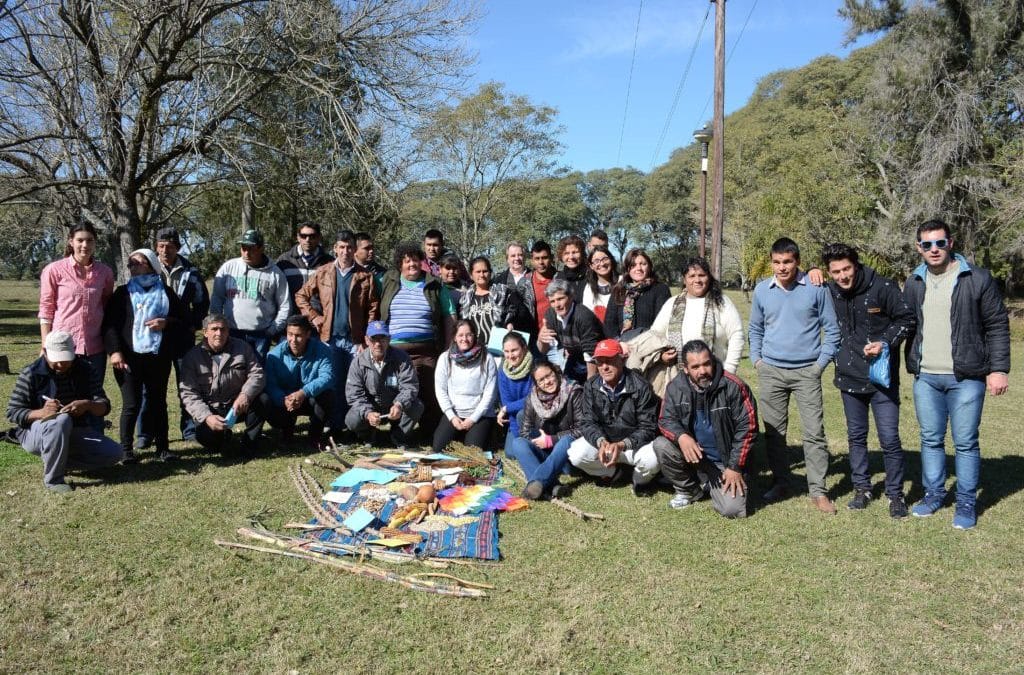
left=657, top=358, right=758, bottom=471
left=827, top=265, right=915, bottom=393
left=276, top=246, right=334, bottom=301
left=543, top=303, right=604, bottom=363
left=904, top=255, right=1010, bottom=379
left=555, top=266, right=587, bottom=302
left=580, top=368, right=659, bottom=450
left=102, top=283, right=192, bottom=360
left=519, top=386, right=584, bottom=441
left=604, top=282, right=671, bottom=339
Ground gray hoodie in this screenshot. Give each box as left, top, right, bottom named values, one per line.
left=211, top=256, right=291, bottom=336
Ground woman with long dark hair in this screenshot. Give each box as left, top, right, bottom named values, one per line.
left=508, top=361, right=584, bottom=500
left=432, top=321, right=498, bottom=453
left=650, top=256, right=744, bottom=373
left=603, top=248, right=671, bottom=341
left=496, top=331, right=533, bottom=454
left=460, top=255, right=527, bottom=349
left=102, top=249, right=190, bottom=462
left=38, top=222, right=115, bottom=392
left=582, top=246, right=618, bottom=324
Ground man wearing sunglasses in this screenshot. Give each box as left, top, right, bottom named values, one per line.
left=903, top=219, right=1010, bottom=529
left=277, top=221, right=334, bottom=309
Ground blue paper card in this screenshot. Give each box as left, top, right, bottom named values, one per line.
left=330, top=468, right=400, bottom=489
left=223, top=408, right=237, bottom=426
left=342, top=507, right=375, bottom=532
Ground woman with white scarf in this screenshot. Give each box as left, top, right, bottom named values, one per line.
left=102, top=249, right=189, bottom=462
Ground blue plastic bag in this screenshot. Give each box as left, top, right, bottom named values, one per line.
left=868, top=342, right=891, bottom=389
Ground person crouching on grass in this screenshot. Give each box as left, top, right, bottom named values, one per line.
left=6, top=331, right=122, bottom=493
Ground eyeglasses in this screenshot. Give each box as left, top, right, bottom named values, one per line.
left=298, top=232, right=319, bottom=239
left=590, top=256, right=611, bottom=265
left=918, top=238, right=949, bottom=251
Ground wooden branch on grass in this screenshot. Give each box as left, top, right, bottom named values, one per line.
left=214, top=538, right=487, bottom=598
left=550, top=498, right=605, bottom=522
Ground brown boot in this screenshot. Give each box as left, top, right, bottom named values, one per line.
left=810, top=495, right=837, bottom=514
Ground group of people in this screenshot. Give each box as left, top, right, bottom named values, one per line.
left=6, top=220, right=1009, bottom=529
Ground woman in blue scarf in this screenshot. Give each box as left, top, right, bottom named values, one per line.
left=102, top=249, right=189, bottom=463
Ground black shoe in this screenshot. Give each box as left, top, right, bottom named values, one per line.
left=847, top=489, right=872, bottom=510
left=134, top=436, right=153, bottom=450
left=522, top=480, right=545, bottom=501
left=550, top=484, right=569, bottom=499
left=121, top=449, right=138, bottom=464
left=631, top=481, right=657, bottom=498
left=155, top=449, right=179, bottom=462
left=889, top=494, right=909, bottom=519
left=761, top=481, right=791, bottom=503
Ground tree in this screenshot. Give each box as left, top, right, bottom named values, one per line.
left=579, top=167, right=648, bottom=256
left=410, top=81, right=563, bottom=259
left=0, top=0, right=475, bottom=276
left=490, top=171, right=591, bottom=249
left=840, top=0, right=1024, bottom=272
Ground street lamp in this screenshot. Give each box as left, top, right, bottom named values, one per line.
left=693, top=123, right=713, bottom=259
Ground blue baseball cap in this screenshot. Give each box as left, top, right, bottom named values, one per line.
left=366, top=321, right=390, bottom=338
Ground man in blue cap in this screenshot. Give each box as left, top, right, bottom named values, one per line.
left=345, top=321, right=423, bottom=447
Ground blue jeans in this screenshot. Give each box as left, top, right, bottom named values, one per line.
left=508, top=435, right=573, bottom=489
left=840, top=386, right=905, bottom=497
left=235, top=330, right=271, bottom=361
left=331, top=338, right=360, bottom=432
left=913, top=373, right=986, bottom=506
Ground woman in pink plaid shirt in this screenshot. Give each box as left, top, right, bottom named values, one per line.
left=38, top=222, right=115, bottom=393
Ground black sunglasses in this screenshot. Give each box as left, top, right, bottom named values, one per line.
left=127, top=260, right=149, bottom=269
left=298, top=232, right=319, bottom=239
left=918, top=238, right=949, bottom=251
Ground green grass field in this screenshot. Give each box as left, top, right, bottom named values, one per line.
left=1, top=279, right=1022, bottom=673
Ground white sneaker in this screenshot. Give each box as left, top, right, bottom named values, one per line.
left=669, top=492, right=695, bottom=509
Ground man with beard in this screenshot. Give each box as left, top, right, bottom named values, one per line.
left=653, top=340, right=758, bottom=518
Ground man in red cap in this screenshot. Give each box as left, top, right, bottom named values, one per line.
left=567, top=337, right=661, bottom=494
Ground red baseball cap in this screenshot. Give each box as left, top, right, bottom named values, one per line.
left=593, top=339, right=622, bottom=358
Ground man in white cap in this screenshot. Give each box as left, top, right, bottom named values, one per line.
left=5, top=331, right=123, bottom=492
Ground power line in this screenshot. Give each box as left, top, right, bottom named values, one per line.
left=693, top=0, right=760, bottom=131
left=616, top=0, right=645, bottom=167
left=649, top=3, right=712, bottom=171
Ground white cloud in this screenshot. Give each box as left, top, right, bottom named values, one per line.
left=558, top=1, right=714, bottom=61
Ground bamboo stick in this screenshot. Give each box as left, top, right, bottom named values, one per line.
left=550, top=498, right=606, bottom=521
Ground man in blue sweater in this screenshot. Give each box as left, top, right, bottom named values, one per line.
left=749, top=237, right=841, bottom=513
left=257, top=315, right=335, bottom=448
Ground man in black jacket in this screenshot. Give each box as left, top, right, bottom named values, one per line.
left=653, top=340, right=757, bottom=518
left=567, top=338, right=660, bottom=494
left=276, top=221, right=334, bottom=305
left=537, top=279, right=604, bottom=384
left=822, top=243, right=915, bottom=519
left=903, top=219, right=1010, bottom=530
left=6, top=331, right=122, bottom=492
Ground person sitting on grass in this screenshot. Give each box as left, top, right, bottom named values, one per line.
left=345, top=321, right=423, bottom=448
left=432, top=321, right=498, bottom=453
left=258, top=315, right=334, bottom=449
left=509, top=361, right=583, bottom=501
left=653, top=340, right=758, bottom=518
left=179, top=314, right=266, bottom=461
left=5, top=331, right=123, bottom=493
left=567, top=338, right=660, bottom=495
left=496, top=331, right=533, bottom=456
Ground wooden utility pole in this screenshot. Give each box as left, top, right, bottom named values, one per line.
left=710, top=0, right=726, bottom=278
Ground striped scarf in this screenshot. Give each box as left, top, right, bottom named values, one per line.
left=621, top=279, right=652, bottom=332
left=666, top=294, right=716, bottom=362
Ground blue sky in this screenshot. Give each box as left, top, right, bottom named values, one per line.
left=467, top=0, right=876, bottom=173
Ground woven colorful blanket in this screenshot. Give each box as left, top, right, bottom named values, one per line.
left=438, top=485, right=529, bottom=515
